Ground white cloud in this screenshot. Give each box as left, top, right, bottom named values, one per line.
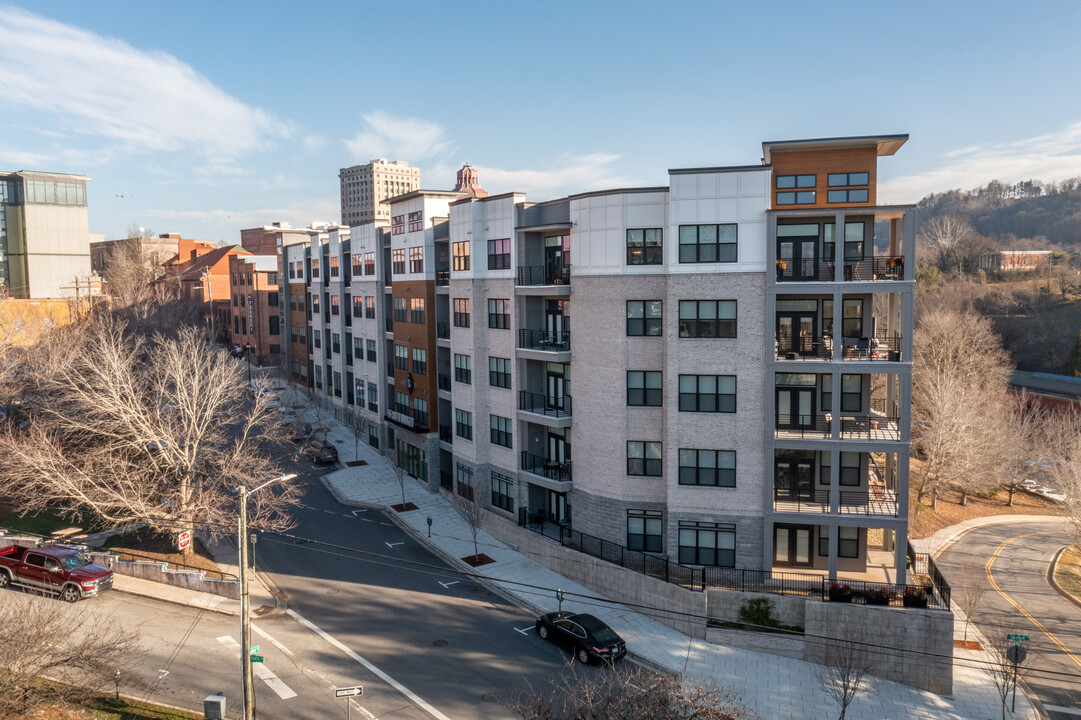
left=0, top=7, right=291, bottom=158
left=0, top=148, right=52, bottom=167
left=881, top=122, right=1081, bottom=202
left=146, top=196, right=341, bottom=236
left=343, top=111, right=451, bottom=162
left=473, top=153, right=634, bottom=199
left=303, top=135, right=327, bottom=152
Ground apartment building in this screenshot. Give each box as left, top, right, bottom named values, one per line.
left=339, top=160, right=421, bottom=226
left=227, top=255, right=281, bottom=366
left=300, top=135, right=914, bottom=583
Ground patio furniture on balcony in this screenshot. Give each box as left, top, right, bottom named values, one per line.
left=775, top=335, right=832, bottom=360
left=842, top=335, right=902, bottom=361
left=516, top=264, right=571, bottom=286
left=520, top=451, right=572, bottom=482
left=517, top=329, right=570, bottom=352
left=518, top=390, right=573, bottom=418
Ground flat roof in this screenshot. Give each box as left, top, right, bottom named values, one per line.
left=761, top=134, right=908, bottom=163
left=382, top=189, right=466, bottom=205
left=669, top=164, right=771, bottom=175
left=1011, top=371, right=1081, bottom=399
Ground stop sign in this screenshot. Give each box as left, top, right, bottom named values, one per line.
left=177, top=530, right=192, bottom=551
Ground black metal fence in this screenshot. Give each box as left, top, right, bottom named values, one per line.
left=516, top=265, right=571, bottom=286
left=517, top=329, right=571, bottom=352
left=518, top=391, right=572, bottom=418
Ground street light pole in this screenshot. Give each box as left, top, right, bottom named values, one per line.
left=244, top=343, right=252, bottom=383
left=238, top=473, right=296, bottom=720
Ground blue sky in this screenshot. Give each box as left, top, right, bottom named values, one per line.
left=2, top=1, right=1080, bottom=243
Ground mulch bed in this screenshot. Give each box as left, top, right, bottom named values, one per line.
left=392, top=502, right=418, bottom=512
left=461, top=553, right=495, bottom=567
left=954, top=640, right=983, bottom=650
left=345, top=460, right=368, bottom=467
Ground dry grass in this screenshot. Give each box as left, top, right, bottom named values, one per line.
left=909, top=486, right=1062, bottom=539
left=104, top=526, right=222, bottom=575
left=1054, top=544, right=1081, bottom=605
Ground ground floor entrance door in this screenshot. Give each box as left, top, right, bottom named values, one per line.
left=774, top=524, right=813, bottom=566
left=547, top=490, right=567, bottom=524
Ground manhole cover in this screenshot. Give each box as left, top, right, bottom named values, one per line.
left=326, top=588, right=340, bottom=595
left=432, top=639, right=449, bottom=647
left=482, top=692, right=499, bottom=703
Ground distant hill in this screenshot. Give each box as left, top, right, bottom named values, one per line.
left=917, top=178, right=1081, bottom=249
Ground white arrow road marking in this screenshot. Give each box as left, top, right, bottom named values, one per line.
left=288, top=609, right=452, bottom=720
left=385, top=541, right=404, bottom=548
left=351, top=509, right=367, bottom=516
left=157, top=670, right=170, bottom=679
left=251, top=622, right=295, bottom=657
left=514, top=626, right=534, bottom=635
left=216, top=635, right=297, bottom=700
left=438, top=581, right=459, bottom=588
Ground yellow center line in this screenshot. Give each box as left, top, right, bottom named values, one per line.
left=984, top=531, right=1081, bottom=671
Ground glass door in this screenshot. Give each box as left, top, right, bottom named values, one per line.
left=546, top=365, right=566, bottom=412
left=777, top=312, right=818, bottom=356
left=547, top=490, right=567, bottom=524
left=774, top=525, right=813, bottom=566
left=777, top=238, right=818, bottom=281
left=545, top=300, right=566, bottom=347
left=776, top=387, right=815, bottom=430
left=774, top=458, right=814, bottom=500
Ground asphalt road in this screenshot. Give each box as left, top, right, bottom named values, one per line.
left=937, top=520, right=1081, bottom=720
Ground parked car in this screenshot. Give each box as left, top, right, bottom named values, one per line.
left=0, top=544, right=113, bottom=602
left=535, top=611, right=626, bottom=664
left=287, top=423, right=313, bottom=443
left=304, top=441, right=339, bottom=465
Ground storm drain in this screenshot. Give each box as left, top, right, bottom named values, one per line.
left=432, top=639, right=449, bottom=647
left=482, top=693, right=499, bottom=703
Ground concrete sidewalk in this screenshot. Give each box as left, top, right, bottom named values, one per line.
left=279, top=384, right=1040, bottom=720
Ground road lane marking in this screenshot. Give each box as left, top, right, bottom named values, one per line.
left=438, top=580, right=459, bottom=588
left=351, top=509, right=367, bottom=516
left=352, top=699, right=376, bottom=719
left=157, top=670, right=169, bottom=679
left=385, top=541, right=403, bottom=548
left=251, top=622, right=295, bottom=657
left=287, top=609, right=452, bottom=720
left=1045, top=705, right=1081, bottom=717
left=984, top=531, right=1081, bottom=672
left=514, top=626, right=534, bottom=635
left=216, top=635, right=297, bottom=700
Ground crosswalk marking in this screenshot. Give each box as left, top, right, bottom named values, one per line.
left=216, top=635, right=297, bottom=700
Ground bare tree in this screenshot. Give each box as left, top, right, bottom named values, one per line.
left=981, top=630, right=1030, bottom=720
left=0, top=319, right=299, bottom=554
left=911, top=306, right=1014, bottom=508
left=451, top=482, right=482, bottom=561
left=956, top=562, right=987, bottom=643
left=394, top=463, right=408, bottom=506
left=812, top=626, right=876, bottom=720
left=0, top=593, right=138, bottom=719
left=1041, top=411, right=1081, bottom=547
left=511, top=663, right=751, bottom=720
left=919, top=215, right=977, bottom=273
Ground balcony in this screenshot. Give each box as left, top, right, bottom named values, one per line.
left=518, top=391, right=572, bottom=428
left=776, top=256, right=907, bottom=284
left=517, top=329, right=570, bottom=353
left=776, top=335, right=832, bottom=361
left=774, top=412, right=901, bottom=441
left=517, top=264, right=571, bottom=286
left=436, top=322, right=450, bottom=340
left=436, top=270, right=450, bottom=287
left=385, top=318, right=393, bottom=332
left=772, top=488, right=900, bottom=517
left=520, top=451, right=572, bottom=482
left=841, top=335, right=902, bottom=362
left=439, top=424, right=453, bottom=444
left=438, top=373, right=451, bottom=392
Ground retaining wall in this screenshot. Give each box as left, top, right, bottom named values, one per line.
left=89, top=552, right=240, bottom=600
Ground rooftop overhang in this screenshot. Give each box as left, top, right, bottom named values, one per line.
left=768, top=204, right=915, bottom=221
left=762, top=134, right=908, bottom=164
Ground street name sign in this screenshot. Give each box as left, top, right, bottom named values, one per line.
left=335, top=686, right=363, bottom=698
left=249, top=646, right=260, bottom=654
left=250, top=655, right=264, bottom=663
left=1006, top=634, right=1029, bottom=642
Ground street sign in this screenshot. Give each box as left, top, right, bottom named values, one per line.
left=250, top=655, right=264, bottom=663
left=1006, top=634, right=1030, bottom=642
left=335, top=686, right=363, bottom=698
left=249, top=646, right=260, bottom=654
left=177, top=531, right=192, bottom=551
left=1007, top=646, right=1028, bottom=665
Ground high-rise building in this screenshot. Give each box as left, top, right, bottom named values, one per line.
left=339, top=160, right=421, bottom=226
left=0, top=170, right=92, bottom=299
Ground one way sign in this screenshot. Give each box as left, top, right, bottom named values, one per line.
left=335, top=686, right=363, bottom=698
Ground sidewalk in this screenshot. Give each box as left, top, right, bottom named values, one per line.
left=285, top=387, right=1040, bottom=720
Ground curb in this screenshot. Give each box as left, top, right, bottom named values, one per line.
left=921, top=515, right=1066, bottom=559
left=1047, top=545, right=1081, bottom=612
left=113, top=586, right=239, bottom=617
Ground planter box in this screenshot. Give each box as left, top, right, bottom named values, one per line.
left=903, top=595, right=929, bottom=609
left=866, top=593, right=891, bottom=606
left=828, top=589, right=853, bottom=603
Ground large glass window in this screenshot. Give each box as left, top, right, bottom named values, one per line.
left=818, top=526, right=860, bottom=558
left=489, top=357, right=511, bottom=388
left=627, top=441, right=662, bottom=476
left=488, top=299, right=510, bottom=329
left=776, top=174, right=816, bottom=189
left=840, top=452, right=861, bottom=486
left=488, top=238, right=510, bottom=270
left=626, top=228, right=663, bottom=265
left=455, top=409, right=473, bottom=440
left=393, top=297, right=407, bottom=322
left=678, top=449, right=736, bottom=487
left=412, top=347, right=427, bottom=375
left=627, top=371, right=662, bottom=407
left=412, top=397, right=428, bottom=427
left=409, top=247, right=424, bottom=273
left=841, top=374, right=861, bottom=412
left=628, top=510, right=662, bottom=553
left=453, top=298, right=470, bottom=327
left=409, top=297, right=425, bottom=324
left=490, top=415, right=513, bottom=448
left=678, top=522, right=735, bottom=566
left=394, top=344, right=408, bottom=370
left=454, top=354, right=471, bottom=384
left=678, top=375, right=735, bottom=413
left=491, top=472, right=514, bottom=512
left=391, top=215, right=404, bottom=235
left=678, top=224, right=737, bottom=263
left=392, top=249, right=405, bottom=274
left=678, top=300, right=736, bottom=338
left=627, top=300, right=662, bottom=337
left=453, top=241, right=470, bottom=271
left=824, top=223, right=866, bottom=261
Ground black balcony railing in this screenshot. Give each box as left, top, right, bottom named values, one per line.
left=776, top=335, right=832, bottom=360
left=517, top=329, right=570, bottom=352
left=772, top=489, right=900, bottom=516
left=870, top=398, right=900, bottom=416
left=436, top=322, right=449, bottom=339
left=385, top=318, right=394, bottom=332
left=518, top=391, right=573, bottom=418
left=436, top=270, right=450, bottom=286
left=776, top=259, right=835, bottom=282
left=439, top=424, right=453, bottom=443
left=516, top=264, right=571, bottom=286
left=776, top=256, right=906, bottom=283
left=838, top=415, right=901, bottom=440
left=386, top=362, right=395, bottom=377
left=520, top=451, right=572, bottom=482
left=841, top=335, right=902, bottom=361
left=774, top=414, right=832, bottom=437
left=438, top=373, right=451, bottom=392
left=873, top=256, right=905, bottom=280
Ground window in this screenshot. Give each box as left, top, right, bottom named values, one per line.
left=363, top=253, right=375, bottom=275
left=627, top=371, right=662, bottom=407
left=679, top=449, right=736, bottom=487
left=840, top=452, right=861, bottom=486
left=352, top=296, right=364, bottom=318
left=453, top=298, right=470, bottom=327
left=412, top=347, right=427, bottom=374
left=352, top=253, right=364, bottom=276
left=841, top=374, right=861, bottom=412
left=392, top=249, right=405, bottom=274
left=313, top=330, right=321, bottom=348
left=366, top=339, right=377, bottom=362
left=678, top=375, right=736, bottom=413
left=818, top=526, right=860, bottom=558
left=314, top=366, right=322, bottom=389
left=679, top=224, right=737, bottom=263
left=368, top=382, right=378, bottom=412
left=311, top=294, right=319, bottom=313
left=269, top=316, right=279, bottom=336
left=392, top=214, right=404, bottom=235
left=395, top=391, right=409, bottom=415
left=409, top=297, right=425, bottom=324
left=823, top=222, right=866, bottom=261
left=628, top=510, right=662, bottom=553
left=489, top=357, right=511, bottom=388
left=453, top=241, right=470, bottom=271
left=487, top=238, right=510, bottom=270
left=488, top=299, right=510, bottom=329
left=413, top=397, right=428, bottom=427
left=490, top=415, right=513, bottom=448
left=627, top=441, right=662, bottom=476
left=409, top=247, right=424, bottom=273
left=777, top=190, right=817, bottom=205
left=398, top=441, right=428, bottom=480
left=331, top=295, right=340, bottom=316
left=408, top=210, right=423, bottom=233
left=626, top=228, right=663, bottom=265
left=455, top=465, right=474, bottom=500
left=312, top=257, right=320, bottom=278
left=331, top=333, right=341, bottom=354
left=355, top=379, right=365, bottom=408
left=627, top=300, right=662, bottom=337
left=678, top=522, right=735, bottom=566
left=678, top=300, right=736, bottom=338
left=366, top=296, right=375, bottom=319
left=232, top=294, right=238, bottom=307
left=353, top=337, right=363, bottom=360
left=826, top=172, right=870, bottom=203
left=454, top=353, right=471, bottom=384
left=393, top=297, right=407, bottom=322
left=455, top=409, right=473, bottom=440
left=333, top=371, right=342, bottom=398
left=268, top=291, right=278, bottom=307
left=491, top=472, right=514, bottom=512
left=330, top=256, right=340, bottom=277
left=395, top=344, right=408, bottom=370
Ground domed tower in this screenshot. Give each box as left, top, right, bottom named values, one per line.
left=453, top=163, right=488, bottom=198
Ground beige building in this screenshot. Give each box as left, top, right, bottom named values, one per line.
left=339, top=160, right=420, bottom=226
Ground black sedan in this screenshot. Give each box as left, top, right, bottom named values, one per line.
left=304, top=441, right=339, bottom=465
left=287, top=423, right=313, bottom=443
left=535, top=611, right=626, bottom=664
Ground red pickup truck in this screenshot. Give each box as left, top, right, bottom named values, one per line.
left=0, top=544, right=114, bottom=602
